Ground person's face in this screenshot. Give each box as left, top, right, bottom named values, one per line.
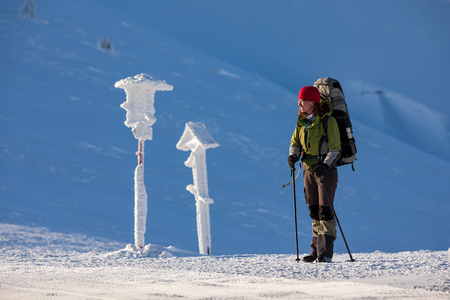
left=298, top=100, right=315, bottom=114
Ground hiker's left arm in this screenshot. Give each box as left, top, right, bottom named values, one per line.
left=323, top=117, right=341, bottom=166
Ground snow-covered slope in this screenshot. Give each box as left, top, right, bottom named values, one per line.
left=1, top=0, right=449, bottom=259
left=136, top=0, right=450, bottom=149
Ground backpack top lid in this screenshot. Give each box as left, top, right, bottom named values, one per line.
left=313, top=77, right=347, bottom=115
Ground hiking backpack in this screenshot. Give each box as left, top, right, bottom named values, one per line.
left=314, top=77, right=357, bottom=170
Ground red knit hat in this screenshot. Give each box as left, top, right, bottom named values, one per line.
left=298, top=86, right=321, bottom=103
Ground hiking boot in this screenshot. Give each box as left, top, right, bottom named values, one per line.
left=317, top=256, right=332, bottom=263
left=302, top=255, right=317, bottom=263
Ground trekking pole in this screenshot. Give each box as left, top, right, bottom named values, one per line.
left=320, top=176, right=355, bottom=262
left=291, top=166, right=301, bottom=263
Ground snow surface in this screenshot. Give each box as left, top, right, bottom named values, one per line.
left=1, top=0, right=450, bottom=298
left=1, top=224, right=449, bottom=299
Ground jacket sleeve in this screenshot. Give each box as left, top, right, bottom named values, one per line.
left=289, top=125, right=302, bottom=157
left=323, top=117, right=341, bottom=166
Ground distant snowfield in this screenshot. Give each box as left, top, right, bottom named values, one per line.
left=1, top=224, right=448, bottom=299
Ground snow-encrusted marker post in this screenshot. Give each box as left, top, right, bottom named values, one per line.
left=176, top=122, right=219, bottom=255
left=115, top=73, right=173, bottom=249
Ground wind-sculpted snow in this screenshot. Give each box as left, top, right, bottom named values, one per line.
left=0, top=224, right=449, bottom=299
left=346, top=82, right=450, bottom=160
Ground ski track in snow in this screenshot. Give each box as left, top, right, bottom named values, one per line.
left=1, top=224, right=449, bottom=299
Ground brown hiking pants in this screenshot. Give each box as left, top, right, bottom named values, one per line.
left=303, top=167, right=338, bottom=258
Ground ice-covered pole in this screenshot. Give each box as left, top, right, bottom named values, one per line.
left=176, top=122, right=219, bottom=255
left=115, top=73, right=173, bottom=249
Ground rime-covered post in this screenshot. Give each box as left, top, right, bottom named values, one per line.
left=115, top=73, right=173, bottom=249
left=176, top=122, right=219, bottom=255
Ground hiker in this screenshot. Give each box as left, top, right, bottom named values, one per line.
left=287, top=86, right=341, bottom=263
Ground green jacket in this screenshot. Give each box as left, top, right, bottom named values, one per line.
left=289, top=100, right=341, bottom=170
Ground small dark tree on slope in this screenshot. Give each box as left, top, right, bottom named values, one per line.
left=21, top=0, right=36, bottom=19
left=98, top=38, right=113, bottom=52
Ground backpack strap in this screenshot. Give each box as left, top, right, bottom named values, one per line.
left=320, top=116, right=343, bottom=168
left=319, top=116, right=329, bottom=161
left=322, top=116, right=329, bottom=137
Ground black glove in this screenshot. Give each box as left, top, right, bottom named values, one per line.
left=287, top=154, right=299, bottom=168
left=312, top=163, right=329, bottom=177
